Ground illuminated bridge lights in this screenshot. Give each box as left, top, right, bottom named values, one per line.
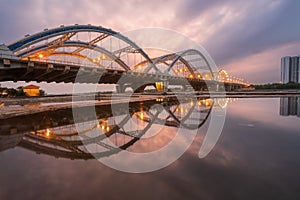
left=0, top=24, right=250, bottom=89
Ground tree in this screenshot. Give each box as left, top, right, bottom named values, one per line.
left=39, top=90, right=46, bottom=96
left=15, top=88, right=26, bottom=96
left=5, top=88, right=18, bottom=96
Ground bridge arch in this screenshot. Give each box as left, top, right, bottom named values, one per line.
left=132, top=49, right=215, bottom=80
left=8, top=24, right=157, bottom=72
left=17, top=41, right=130, bottom=70
left=165, top=49, right=214, bottom=79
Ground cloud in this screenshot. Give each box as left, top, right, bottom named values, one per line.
left=0, top=0, right=300, bottom=86
left=201, top=1, right=300, bottom=64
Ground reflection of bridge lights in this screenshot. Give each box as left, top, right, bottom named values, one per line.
left=190, top=101, right=194, bottom=106
left=96, top=119, right=112, bottom=132
left=156, top=98, right=163, bottom=102
left=46, top=128, right=50, bottom=137
left=215, top=98, right=229, bottom=109
left=202, top=99, right=213, bottom=107
left=197, top=101, right=202, bottom=106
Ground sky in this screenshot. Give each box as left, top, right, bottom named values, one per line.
left=0, top=0, right=300, bottom=93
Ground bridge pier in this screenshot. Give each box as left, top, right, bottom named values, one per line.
left=225, top=84, right=242, bottom=91
left=116, top=84, right=132, bottom=93
left=155, top=81, right=168, bottom=93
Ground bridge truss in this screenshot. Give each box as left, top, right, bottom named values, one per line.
left=7, top=25, right=215, bottom=80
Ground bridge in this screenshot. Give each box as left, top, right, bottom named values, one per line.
left=0, top=24, right=249, bottom=92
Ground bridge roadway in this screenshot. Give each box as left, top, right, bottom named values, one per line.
left=0, top=57, right=243, bottom=91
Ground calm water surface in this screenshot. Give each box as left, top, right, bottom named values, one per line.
left=0, top=97, right=300, bottom=200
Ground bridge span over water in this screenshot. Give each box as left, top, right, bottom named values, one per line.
left=0, top=24, right=249, bottom=92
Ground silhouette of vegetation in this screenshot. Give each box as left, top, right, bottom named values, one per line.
left=254, top=83, right=300, bottom=90
left=0, top=86, right=46, bottom=97
left=39, top=90, right=45, bottom=96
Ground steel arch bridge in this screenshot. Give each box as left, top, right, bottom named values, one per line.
left=0, top=24, right=249, bottom=91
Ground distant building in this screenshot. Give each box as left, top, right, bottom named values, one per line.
left=281, top=56, right=300, bottom=83
left=23, top=85, right=40, bottom=96
left=280, top=97, right=300, bottom=118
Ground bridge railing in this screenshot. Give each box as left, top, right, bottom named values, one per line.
left=0, top=53, right=19, bottom=60
left=34, top=58, right=98, bottom=68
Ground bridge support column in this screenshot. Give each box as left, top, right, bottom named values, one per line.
left=116, top=84, right=124, bottom=93
left=155, top=81, right=168, bottom=93
left=134, top=85, right=147, bottom=93
left=116, top=84, right=132, bottom=93
left=225, top=85, right=232, bottom=91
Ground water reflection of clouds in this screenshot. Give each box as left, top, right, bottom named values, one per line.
left=228, top=98, right=300, bottom=131
left=174, top=100, right=300, bottom=199
left=1, top=98, right=300, bottom=199
left=0, top=98, right=214, bottom=161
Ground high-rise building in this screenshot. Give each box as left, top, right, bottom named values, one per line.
left=281, top=56, right=300, bottom=83
left=280, top=97, right=300, bottom=118
left=281, top=56, right=290, bottom=83
left=280, top=97, right=289, bottom=116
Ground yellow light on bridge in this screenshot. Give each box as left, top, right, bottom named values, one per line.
left=106, top=126, right=110, bottom=132
left=38, top=54, right=44, bottom=59
left=137, top=64, right=142, bottom=70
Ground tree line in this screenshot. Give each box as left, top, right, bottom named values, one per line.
left=253, top=83, right=300, bottom=90
left=0, top=87, right=45, bottom=97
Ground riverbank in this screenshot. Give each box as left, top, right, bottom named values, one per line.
left=1, top=91, right=300, bottom=119
left=1, top=90, right=300, bottom=105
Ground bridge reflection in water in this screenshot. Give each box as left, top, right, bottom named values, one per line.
left=0, top=98, right=229, bottom=160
